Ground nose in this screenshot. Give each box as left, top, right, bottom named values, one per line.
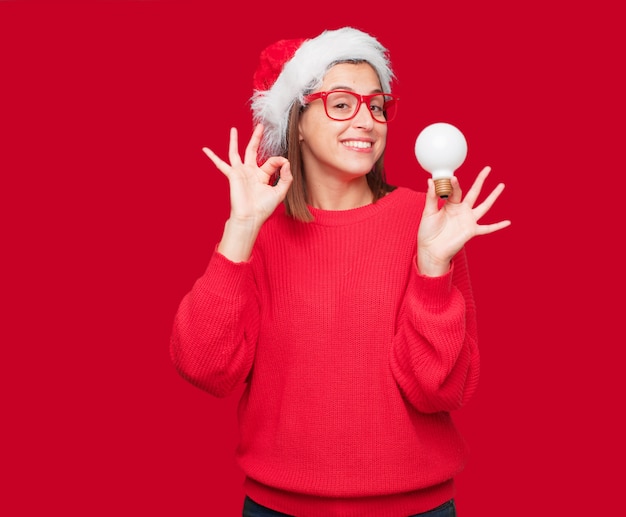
left=352, top=100, right=374, bottom=129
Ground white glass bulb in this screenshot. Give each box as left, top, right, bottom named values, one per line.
left=414, top=122, right=468, bottom=198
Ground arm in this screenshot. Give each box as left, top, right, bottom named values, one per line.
left=391, top=248, right=479, bottom=413
left=170, top=124, right=292, bottom=396
left=170, top=251, right=260, bottom=397
left=391, top=167, right=509, bottom=412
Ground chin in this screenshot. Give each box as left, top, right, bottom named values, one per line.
left=348, top=163, right=377, bottom=177
left=343, top=169, right=372, bottom=180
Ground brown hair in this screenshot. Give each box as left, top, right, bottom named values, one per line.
left=283, top=100, right=396, bottom=223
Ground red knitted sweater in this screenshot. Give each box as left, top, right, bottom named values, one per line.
left=170, top=187, right=480, bottom=517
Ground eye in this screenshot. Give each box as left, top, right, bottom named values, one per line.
left=328, top=92, right=356, bottom=112
left=368, top=95, right=385, bottom=113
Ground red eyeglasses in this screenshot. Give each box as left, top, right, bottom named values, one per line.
left=303, top=90, right=399, bottom=123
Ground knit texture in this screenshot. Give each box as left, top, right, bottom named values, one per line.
left=170, top=187, right=480, bottom=517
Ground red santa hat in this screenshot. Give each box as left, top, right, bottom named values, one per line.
left=251, top=27, right=395, bottom=160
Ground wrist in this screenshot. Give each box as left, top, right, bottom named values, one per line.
left=226, top=215, right=264, bottom=234
left=416, top=252, right=451, bottom=277
left=218, top=218, right=262, bottom=263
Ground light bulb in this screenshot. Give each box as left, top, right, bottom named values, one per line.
left=414, top=122, right=468, bottom=198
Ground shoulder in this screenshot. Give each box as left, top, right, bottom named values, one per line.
left=389, top=186, right=425, bottom=203
left=382, top=186, right=426, bottom=217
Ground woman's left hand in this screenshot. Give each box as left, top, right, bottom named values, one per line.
left=417, top=166, right=511, bottom=277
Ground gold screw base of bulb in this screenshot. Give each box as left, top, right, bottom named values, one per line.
left=434, top=178, right=452, bottom=198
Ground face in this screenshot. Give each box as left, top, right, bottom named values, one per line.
left=298, top=62, right=388, bottom=184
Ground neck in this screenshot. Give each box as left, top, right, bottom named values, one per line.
left=306, top=176, right=373, bottom=211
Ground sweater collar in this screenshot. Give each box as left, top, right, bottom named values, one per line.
left=304, top=187, right=405, bottom=226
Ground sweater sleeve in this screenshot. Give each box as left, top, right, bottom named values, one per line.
left=390, top=247, right=479, bottom=413
left=169, top=249, right=260, bottom=398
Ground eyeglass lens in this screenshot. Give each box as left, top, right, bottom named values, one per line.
left=325, top=91, right=396, bottom=122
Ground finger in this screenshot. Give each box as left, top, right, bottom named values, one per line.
left=260, top=156, right=289, bottom=176
left=476, top=219, right=512, bottom=236
left=259, top=156, right=288, bottom=186
left=272, top=161, right=293, bottom=197
left=243, top=124, right=264, bottom=164
left=228, top=127, right=242, bottom=165
left=473, top=182, right=506, bottom=221
left=463, top=166, right=491, bottom=208
left=446, top=176, right=463, bottom=204
left=202, top=147, right=231, bottom=176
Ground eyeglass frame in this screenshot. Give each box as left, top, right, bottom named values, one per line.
left=302, top=90, right=399, bottom=123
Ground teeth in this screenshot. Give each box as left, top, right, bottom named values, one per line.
left=343, top=141, right=372, bottom=149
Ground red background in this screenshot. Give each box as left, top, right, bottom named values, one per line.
left=2, top=1, right=624, bottom=515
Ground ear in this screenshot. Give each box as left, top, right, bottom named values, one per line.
left=298, top=117, right=304, bottom=142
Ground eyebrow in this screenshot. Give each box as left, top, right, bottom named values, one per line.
left=327, top=85, right=384, bottom=94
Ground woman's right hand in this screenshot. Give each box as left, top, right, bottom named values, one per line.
left=202, top=124, right=293, bottom=262
left=203, top=123, right=292, bottom=226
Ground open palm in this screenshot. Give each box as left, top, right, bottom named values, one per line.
left=417, top=167, right=511, bottom=276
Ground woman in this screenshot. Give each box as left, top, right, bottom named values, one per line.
left=170, top=27, right=510, bottom=517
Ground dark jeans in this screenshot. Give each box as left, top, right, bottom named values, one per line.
left=242, top=496, right=457, bottom=517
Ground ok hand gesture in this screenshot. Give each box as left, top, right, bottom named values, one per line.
left=203, top=124, right=293, bottom=262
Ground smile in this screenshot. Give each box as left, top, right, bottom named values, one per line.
left=342, top=141, right=372, bottom=149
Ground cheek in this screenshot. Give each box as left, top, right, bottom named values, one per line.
left=300, top=115, right=335, bottom=144
left=376, top=128, right=388, bottom=149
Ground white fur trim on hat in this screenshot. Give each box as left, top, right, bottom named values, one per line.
left=251, top=27, right=394, bottom=160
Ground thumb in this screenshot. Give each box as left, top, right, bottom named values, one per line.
left=422, top=178, right=439, bottom=217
